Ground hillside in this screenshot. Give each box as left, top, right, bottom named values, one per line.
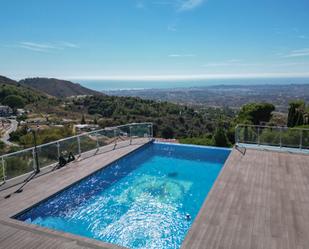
left=0, top=75, right=18, bottom=85
left=71, top=95, right=234, bottom=140
left=0, top=75, right=47, bottom=106
left=20, top=78, right=103, bottom=98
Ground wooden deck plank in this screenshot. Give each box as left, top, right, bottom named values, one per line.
left=0, top=139, right=149, bottom=249
left=181, top=148, right=309, bottom=249
left=0, top=142, right=308, bottom=249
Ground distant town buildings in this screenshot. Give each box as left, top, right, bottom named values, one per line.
left=74, top=124, right=99, bottom=133
left=0, top=106, right=13, bottom=117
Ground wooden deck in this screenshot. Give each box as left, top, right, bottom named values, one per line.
left=182, top=148, right=309, bottom=249
left=0, top=139, right=149, bottom=249
left=0, top=143, right=308, bottom=249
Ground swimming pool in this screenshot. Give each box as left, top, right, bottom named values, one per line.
left=15, top=142, right=230, bottom=249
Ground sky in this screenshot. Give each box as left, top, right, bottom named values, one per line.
left=1, top=0, right=309, bottom=81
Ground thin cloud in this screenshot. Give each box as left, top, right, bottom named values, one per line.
left=203, top=62, right=237, bottom=67
left=20, top=42, right=58, bottom=49
left=136, top=0, right=205, bottom=11
left=202, top=60, right=250, bottom=67
left=271, top=62, right=309, bottom=67
left=18, top=42, right=57, bottom=52
left=168, top=54, right=196, bottom=57
left=16, top=41, right=79, bottom=53
left=58, top=41, right=80, bottom=48
left=178, top=0, right=205, bottom=11
left=283, top=48, right=309, bottom=58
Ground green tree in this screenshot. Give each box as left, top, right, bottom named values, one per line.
left=213, top=126, right=230, bottom=147
left=180, top=136, right=213, bottom=146
left=2, top=95, right=25, bottom=109
left=16, top=114, right=27, bottom=122
left=12, top=125, right=74, bottom=148
left=287, top=100, right=305, bottom=127
left=237, top=103, right=275, bottom=125
left=161, top=126, right=174, bottom=139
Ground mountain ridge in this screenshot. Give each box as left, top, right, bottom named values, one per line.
left=19, top=77, right=104, bottom=98
left=0, top=75, right=48, bottom=105
left=0, top=75, right=19, bottom=85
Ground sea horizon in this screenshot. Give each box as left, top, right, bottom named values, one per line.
left=77, top=77, right=309, bottom=91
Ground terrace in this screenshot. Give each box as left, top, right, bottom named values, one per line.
left=0, top=123, right=308, bottom=249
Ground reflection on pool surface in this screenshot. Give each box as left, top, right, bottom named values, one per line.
left=16, top=142, right=230, bottom=249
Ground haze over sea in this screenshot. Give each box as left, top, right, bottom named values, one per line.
left=78, top=77, right=309, bottom=91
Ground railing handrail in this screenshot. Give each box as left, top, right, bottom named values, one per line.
left=235, top=124, right=308, bottom=152
left=0, top=122, right=153, bottom=185
left=0, top=122, right=153, bottom=159
left=235, top=124, right=309, bottom=131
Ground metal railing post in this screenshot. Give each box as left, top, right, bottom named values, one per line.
left=57, top=141, right=60, bottom=159
left=300, top=130, right=303, bottom=150
left=1, top=157, right=5, bottom=182
left=114, top=129, right=118, bottom=149
left=129, top=126, right=132, bottom=145
left=279, top=127, right=282, bottom=148
left=95, top=132, right=99, bottom=149
left=235, top=125, right=238, bottom=144
left=148, top=125, right=151, bottom=141
left=151, top=123, right=154, bottom=138
left=32, top=148, right=36, bottom=171
left=77, top=136, right=81, bottom=156
left=0, top=123, right=156, bottom=183
left=232, top=124, right=309, bottom=151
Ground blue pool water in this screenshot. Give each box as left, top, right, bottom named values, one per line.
left=16, top=142, right=230, bottom=249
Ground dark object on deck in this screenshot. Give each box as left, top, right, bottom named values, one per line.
left=4, top=171, right=37, bottom=199
left=67, top=152, right=75, bottom=163
left=235, top=145, right=246, bottom=155
left=58, top=155, right=67, bottom=168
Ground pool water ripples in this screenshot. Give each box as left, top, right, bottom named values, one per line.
left=17, top=142, right=230, bottom=249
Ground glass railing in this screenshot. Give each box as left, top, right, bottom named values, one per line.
left=235, top=124, right=309, bottom=151
left=3, top=148, right=35, bottom=181
left=0, top=122, right=153, bottom=185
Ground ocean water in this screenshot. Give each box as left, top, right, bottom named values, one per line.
left=77, top=77, right=309, bottom=91
left=16, top=142, right=230, bottom=249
